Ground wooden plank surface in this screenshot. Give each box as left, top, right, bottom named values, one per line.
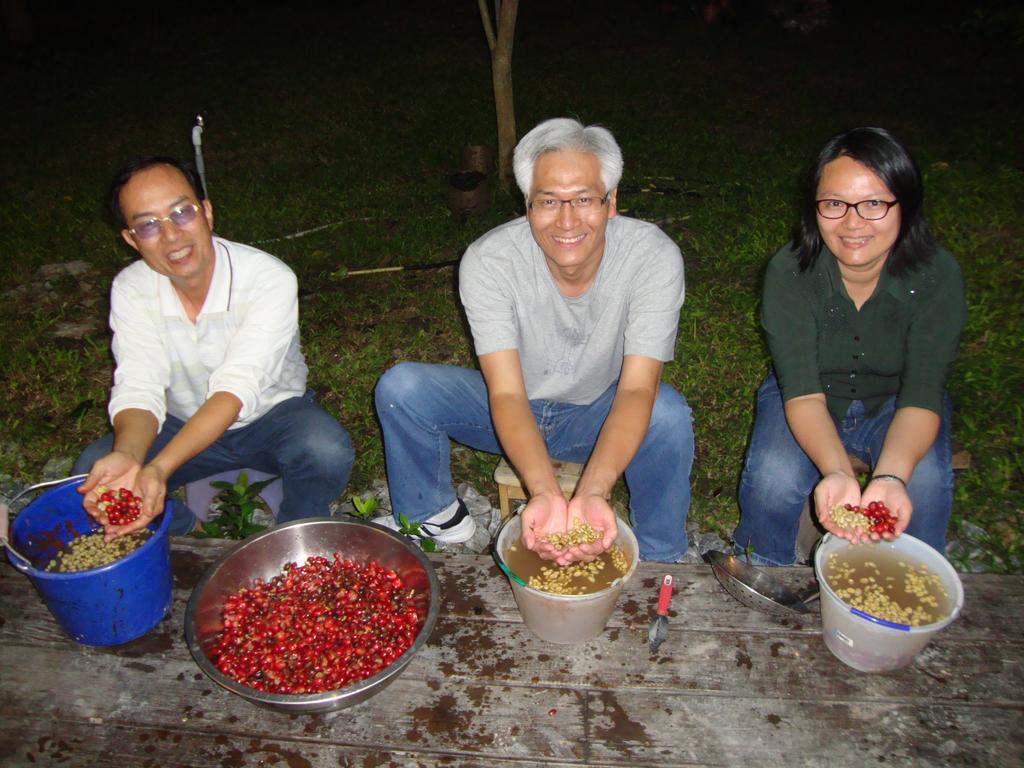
left=1, top=538, right=1021, bottom=767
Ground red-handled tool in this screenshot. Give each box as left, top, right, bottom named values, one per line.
left=647, top=574, right=674, bottom=653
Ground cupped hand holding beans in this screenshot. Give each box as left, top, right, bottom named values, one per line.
left=562, top=494, right=617, bottom=564
left=522, top=492, right=571, bottom=563
left=814, top=471, right=866, bottom=542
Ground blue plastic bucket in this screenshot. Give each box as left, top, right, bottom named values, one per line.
left=6, top=478, right=172, bottom=646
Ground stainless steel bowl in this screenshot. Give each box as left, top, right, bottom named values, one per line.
left=184, top=517, right=440, bottom=713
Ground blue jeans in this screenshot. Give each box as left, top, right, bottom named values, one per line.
left=72, top=391, right=353, bottom=532
left=374, top=362, right=694, bottom=561
left=734, top=372, right=954, bottom=565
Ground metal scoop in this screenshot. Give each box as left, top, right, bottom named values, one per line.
left=704, top=550, right=818, bottom=621
left=647, top=574, right=674, bottom=653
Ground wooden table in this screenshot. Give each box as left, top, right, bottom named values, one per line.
left=2, top=537, right=1022, bottom=767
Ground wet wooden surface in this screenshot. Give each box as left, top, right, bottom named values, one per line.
left=1, top=537, right=1022, bottom=767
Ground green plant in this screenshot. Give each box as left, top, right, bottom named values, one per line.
left=349, top=493, right=379, bottom=520
left=396, top=513, right=437, bottom=553
left=193, top=471, right=278, bottom=540
left=741, top=539, right=754, bottom=565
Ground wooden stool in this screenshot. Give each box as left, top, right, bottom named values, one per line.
left=493, top=457, right=583, bottom=519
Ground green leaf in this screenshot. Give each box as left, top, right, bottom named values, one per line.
left=195, top=520, right=225, bottom=538
left=248, top=477, right=280, bottom=495
left=350, top=494, right=378, bottom=519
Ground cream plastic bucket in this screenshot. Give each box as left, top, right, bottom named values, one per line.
left=814, top=533, right=964, bottom=672
left=495, top=514, right=638, bottom=644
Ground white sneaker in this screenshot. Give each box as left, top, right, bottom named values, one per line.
left=374, top=500, right=477, bottom=544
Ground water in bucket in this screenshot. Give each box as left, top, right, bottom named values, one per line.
left=814, top=533, right=964, bottom=672
left=495, top=515, right=638, bottom=644
left=7, top=478, right=173, bottom=646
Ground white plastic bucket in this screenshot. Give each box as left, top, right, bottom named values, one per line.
left=495, top=514, right=638, bottom=644
left=814, top=533, right=964, bottom=672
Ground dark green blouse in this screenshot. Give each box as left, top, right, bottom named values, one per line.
left=761, top=243, right=966, bottom=423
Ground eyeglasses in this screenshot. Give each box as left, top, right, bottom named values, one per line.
left=816, top=198, right=899, bottom=220
left=128, top=202, right=202, bottom=239
left=528, top=192, right=611, bottom=216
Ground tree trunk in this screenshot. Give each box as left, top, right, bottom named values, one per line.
left=480, top=0, right=519, bottom=192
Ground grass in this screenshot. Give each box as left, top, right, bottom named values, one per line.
left=0, top=1, right=1021, bottom=571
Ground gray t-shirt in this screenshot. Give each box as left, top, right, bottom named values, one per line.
left=459, top=215, right=685, bottom=404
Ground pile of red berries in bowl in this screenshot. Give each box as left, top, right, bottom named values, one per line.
left=184, top=518, right=439, bottom=713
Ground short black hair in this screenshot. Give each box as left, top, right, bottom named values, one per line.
left=793, top=127, right=935, bottom=276
left=108, top=156, right=205, bottom=228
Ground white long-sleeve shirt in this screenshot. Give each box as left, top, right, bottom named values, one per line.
left=107, top=237, right=308, bottom=431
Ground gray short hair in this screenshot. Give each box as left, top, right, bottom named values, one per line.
left=513, top=117, right=624, bottom=201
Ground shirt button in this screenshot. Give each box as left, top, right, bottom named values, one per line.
left=851, top=388, right=857, bottom=394
left=853, top=336, right=860, bottom=342
left=852, top=354, right=859, bottom=360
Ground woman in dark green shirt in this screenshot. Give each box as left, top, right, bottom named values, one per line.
left=734, top=127, right=966, bottom=565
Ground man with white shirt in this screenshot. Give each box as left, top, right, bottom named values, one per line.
left=73, top=156, right=353, bottom=535
left=375, top=118, right=693, bottom=563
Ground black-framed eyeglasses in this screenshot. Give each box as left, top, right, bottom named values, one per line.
left=816, top=198, right=899, bottom=221
left=128, top=202, right=202, bottom=239
left=528, top=191, right=611, bottom=215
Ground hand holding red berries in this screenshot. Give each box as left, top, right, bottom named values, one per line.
left=77, top=453, right=170, bottom=540
left=96, top=486, right=143, bottom=526
left=862, top=478, right=912, bottom=540
left=78, top=450, right=144, bottom=536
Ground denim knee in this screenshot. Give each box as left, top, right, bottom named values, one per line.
left=903, top=449, right=954, bottom=551
left=630, top=386, right=694, bottom=488
left=286, top=416, right=354, bottom=485
left=310, top=426, right=354, bottom=480
left=740, top=453, right=812, bottom=509
left=375, top=362, right=424, bottom=409
left=648, top=386, right=693, bottom=443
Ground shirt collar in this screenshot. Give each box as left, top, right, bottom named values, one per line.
left=157, top=238, right=231, bottom=318
left=201, top=240, right=232, bottom=315
left=818, top=246, right=910, bottom=304
left=878, top=261, right=911, bottom=302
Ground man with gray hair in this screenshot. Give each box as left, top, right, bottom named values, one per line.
left=375, top=117, right=693, bottom=563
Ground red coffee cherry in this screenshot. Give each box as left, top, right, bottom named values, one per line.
left=97, top=486, right=143, bottom=526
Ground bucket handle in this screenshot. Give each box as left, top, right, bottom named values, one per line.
left=849, top=607, right=910, bottom=632
left=6, top=474, right=89, bottom=507
left=2, top=474, right=89, bottom=572
left=1, top=503, right=33, bottom=570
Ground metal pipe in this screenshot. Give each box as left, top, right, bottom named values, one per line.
left=192, top=114, right=207, bottom=196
